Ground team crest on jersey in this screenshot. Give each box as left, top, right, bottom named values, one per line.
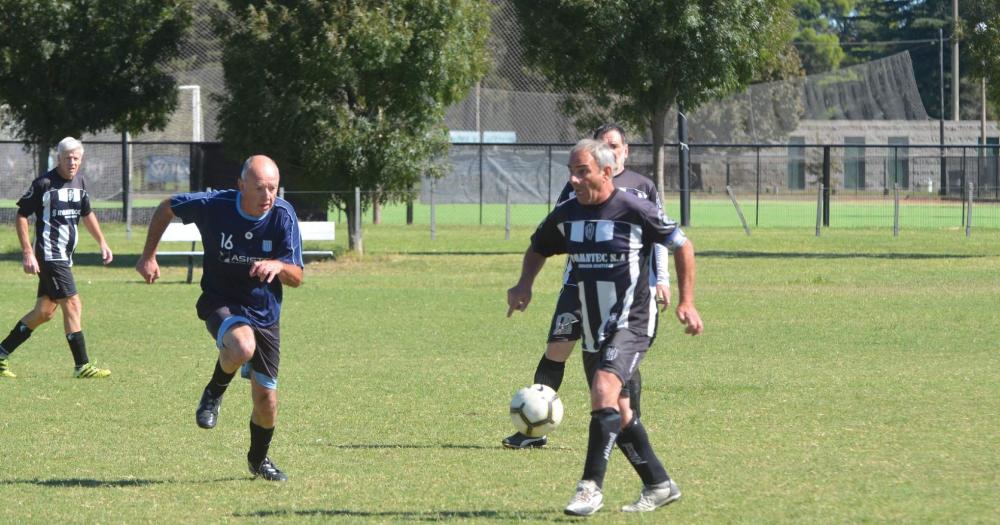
left=604, top=345, right=619, bottom=362
left=552, top=313, right=578, bottom=336
left=262, top=240, right=272, bottom=252
left=584, top=222, right=596, bottom=241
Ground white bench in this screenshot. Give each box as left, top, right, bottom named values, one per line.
left=158, top=221, right=336, bottom=283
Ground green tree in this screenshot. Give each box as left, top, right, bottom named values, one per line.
left=511, top=0, right=794, bottom=198
left=792, top=0, right=856, bottom=73
left=0, top=0, right=192, bottom=171
left=215, top=0, right=491, bottom=252
left=960, top=1, right=1000, bottom=118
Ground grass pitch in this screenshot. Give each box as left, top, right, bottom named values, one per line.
left=1, top=225, right=998, bottom=523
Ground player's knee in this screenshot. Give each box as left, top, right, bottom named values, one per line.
left=222, top=339, right=255, bottom=364
left=36, top=306, right=58, bottom=323
left=253, top=391, right=278, bottom=421
left=544, top=341, right=574, bottom=361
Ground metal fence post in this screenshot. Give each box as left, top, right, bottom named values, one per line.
left=354, top=187, right=363, bottom=255
left=893, top=182, right=900, bottom=237
left=505, top=184, right=511, bottom=240
left=725, top=185, right=750, bottom=236
left=816, top=183, right=824, bottom=237
left=822, top=146, right=831, bottom=227
left=966, top=182, right=973, bottom=237
left=430, top=178, right=437, bottom=241
left=754, top=146, right=760, bottom=226
left=121, top=132, right=132, bottom=239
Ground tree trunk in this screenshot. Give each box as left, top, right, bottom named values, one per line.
left=37, top=143, right=51, bottom=176
left=650, top=108, right=667, bottom=204
left=372, top=190, right=382, bottom=225
left=345, top=199, right=364, bottom=255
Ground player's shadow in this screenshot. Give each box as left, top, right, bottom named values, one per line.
left=699, top=250, right=983, bottom=260
left=0, top=477, right=164, bottom=488
left=233, top=508, right=562, bottom=521
left=323, top=442, right=572, bottom=451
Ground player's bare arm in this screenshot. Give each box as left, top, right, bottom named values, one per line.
left=81, top=212, right=113, bottom=265
left=136, top=198, right=176, bottom=284
left=507, top=249, right=547, bottom=317
left=250, top=260, right=303, bottom=287
left=672, top=241, right=703, bottom=336
left=15, top=214, right=38, bottom=274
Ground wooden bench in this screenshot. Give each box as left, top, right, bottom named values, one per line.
left=158, top=221, right=336, bottom=283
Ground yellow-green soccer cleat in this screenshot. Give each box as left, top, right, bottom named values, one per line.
left=0, top=358, right=15, bottom=378
left=73, top=363, right=111, bottom=379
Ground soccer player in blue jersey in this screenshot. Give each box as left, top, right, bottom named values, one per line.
left=508, top=139, right=703, bottom=516
left=0, top=137, right=113, bottom=379
left=503, top=123, right=670, bottom=449
left=136, top=155, right=304, bottom=481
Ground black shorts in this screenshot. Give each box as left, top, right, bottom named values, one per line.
left=37, top=262, right=77, bottom=300
left=547, top=285, right=582, bottom=343
left=203, top=304, right=281, bottom=390
left=582, top=329, right=649, bottom=395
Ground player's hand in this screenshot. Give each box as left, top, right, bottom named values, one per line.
left=250, top=260, right=282, bottom=283
left=675, top=302, right=703, bottom=336
left=507, top=284, right=532, bottom=317
left=655, top=283, right=671, bottom=312
left=100, top=243, right=113, bottom=265
left=22, top=252, right=39, bottom=274
left=135, top=255, right=161, bottom=284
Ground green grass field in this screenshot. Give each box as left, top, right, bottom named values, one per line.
left=1, top=225, right=998, bottom=523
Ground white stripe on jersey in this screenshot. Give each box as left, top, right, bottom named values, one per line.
left=570, top=221, right=584, bottom=242
left=595, top=220, right=614, bottom=242
left=616, top=224, right=644, bottom=333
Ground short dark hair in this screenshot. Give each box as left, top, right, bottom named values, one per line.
left=592, top=123, right=627, bottom=144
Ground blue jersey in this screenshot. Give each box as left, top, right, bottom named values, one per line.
left=170, top=190, right=304, bottom=326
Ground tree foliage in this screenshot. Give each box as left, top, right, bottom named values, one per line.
left=511, top=0, right=794, bottom=191
left=0, top=0, right=192, bottom=150
left=960, top=0, right=1000, bottom=113
left=215, top=0, right=491, bottom=243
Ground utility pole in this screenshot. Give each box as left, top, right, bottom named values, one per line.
left=953, top=0, right=960, bottom=121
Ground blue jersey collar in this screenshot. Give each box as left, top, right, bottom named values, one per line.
left=236, top=193, right=270, bottom=221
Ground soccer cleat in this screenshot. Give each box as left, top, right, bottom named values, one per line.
left=501, top=432, right=548, bottom=449
left=73, top=363, right=110, bottom=379
left=195, top=388, right=223, bottom=429
left=564, top=480, right=603, bottom=516
left=621, top=479, right=682, bottom=512
left=0, top=358, right=15, bottom=378
left=249, top=456, right=288, bottom=481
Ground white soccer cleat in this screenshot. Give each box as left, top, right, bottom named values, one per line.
left=621, top=479, right=681, bottom=512
left=564, top=479, right=603, bottom=516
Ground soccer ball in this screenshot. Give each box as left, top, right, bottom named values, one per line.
left=509, top=384, right=564, bottom=437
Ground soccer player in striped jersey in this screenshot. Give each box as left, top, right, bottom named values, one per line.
left=503, top=123, right=670, bottom=449
left=0, top=137, right=113, bottom=379
left=507, top=139, right=703, bottom=516
left=136, top=155, right=304, bottom=481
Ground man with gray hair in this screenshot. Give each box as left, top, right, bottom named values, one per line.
left=507, top=138, right=703, bottom=516
left=0, top=137, right=113, bottom=379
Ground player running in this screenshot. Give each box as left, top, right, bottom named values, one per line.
left=136, top=155, right=303, bottom=481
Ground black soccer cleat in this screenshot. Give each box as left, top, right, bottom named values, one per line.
left=249, top=456, right=288, bottom=481
left=195, top=388, right=223, bottom=429
left=502, top=432, right=548, bottom=449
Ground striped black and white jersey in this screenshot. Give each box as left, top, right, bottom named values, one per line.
left=531, top=189, right=687, bottom=351
left=16, top=169, right=92, bottom=265
left=555, top=169, right=670, bottom=286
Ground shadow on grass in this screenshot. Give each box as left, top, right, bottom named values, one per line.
left=233, top=508, right=562, bottom=521
left=323, top=443, right=573, bottom=451
left=698, top=250, right=984, bottom=260
left=0, top=252, right=339, bottom=268
left=0, top=478, right=164, bottom=488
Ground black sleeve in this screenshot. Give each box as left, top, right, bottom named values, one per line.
left=639, top=198, right=677, bottom=246
left=15, top=178, right=44, bottom=218
left=529, top=211, right=565, bottom=257
left=80, top=179, right=92, bottom=216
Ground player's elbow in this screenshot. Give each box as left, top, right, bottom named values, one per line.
left=281, top=267, right=304, bottom=287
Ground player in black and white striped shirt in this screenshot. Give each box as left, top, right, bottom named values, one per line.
left=0, top=137, right=113, bottom=379
left=507, top=139, right=703, bottom=516
left=503, top=124, right=671, bottom=449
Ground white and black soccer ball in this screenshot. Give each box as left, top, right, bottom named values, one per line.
left=509, top=384, right=564, bottom=437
